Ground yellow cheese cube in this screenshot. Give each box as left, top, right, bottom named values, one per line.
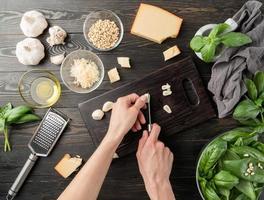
left=163, top=45, right=181, bottom=61
left=108, top=67, right=120, bottom=83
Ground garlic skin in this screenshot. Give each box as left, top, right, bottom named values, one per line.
left=50, top=53, right=65, bottom=65
left=16, top=38, right=45, bottom=65
left=46, top=26, right=67, bottom=46
left=92, top=109, right=104, bottom=120
left=20, top=10, right=48, bottom=37
left=102, top=101, right=114, bottom=112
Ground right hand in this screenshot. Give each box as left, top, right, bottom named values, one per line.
left=136, top=124, right=175, bottom=200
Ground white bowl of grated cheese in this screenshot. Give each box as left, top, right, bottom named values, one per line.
left=60, top=50, right=104, bottom=93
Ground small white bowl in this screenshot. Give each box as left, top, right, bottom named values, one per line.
left=60, top=50, right=104, bottom=94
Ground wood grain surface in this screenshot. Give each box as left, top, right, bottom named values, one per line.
left=79, top=57, right=215, bottom=157
left=0, top=0, right=253, bottom=199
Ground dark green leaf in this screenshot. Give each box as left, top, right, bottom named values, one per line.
left=199, top=138, right=227, bottom=176
left=230, top=146, right=264, bottom=162
left=5, top=106, right=32, bottom=124
left=209, top=23, right=230, bottom=38
left=233, top=99, right=260, bottom=121
left=254, top=71, right=264, bottom=96
left=201, top=42, right=217, bottom=63
left=251, top=141, right=264, bottom=154
left=221, top=127, right=254, bottom=143
left=234, top=194, right=250, bottom=200
left=213, top=170, right=239, bottom=189
left=203, top=180, right=221, bottom=200
left=245, top=79, right=258, bottom=100
left=221, top=32, right=252, bottom=47
left=14, top=114, right=40, bottom=124
left=190, top=36, right=207, bottom=52
left=235, top=180, right=256, bottom=200
left=223, top=158, right=264, bottom=183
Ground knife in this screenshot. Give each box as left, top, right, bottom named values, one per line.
left=145, top=93, right=152, bottom=133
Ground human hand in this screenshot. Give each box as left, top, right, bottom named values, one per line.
left=105, top=93, right=147, bottom=144
left=136, top=124, right=175, bottom=200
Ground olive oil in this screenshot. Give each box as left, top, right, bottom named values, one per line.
left=30, top=77, right=60, bottom=106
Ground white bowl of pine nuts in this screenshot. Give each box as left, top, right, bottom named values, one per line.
left=83, top=10, right=124, bottom=51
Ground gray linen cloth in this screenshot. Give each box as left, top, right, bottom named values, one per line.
left=208, top=0, right=264, bottom=118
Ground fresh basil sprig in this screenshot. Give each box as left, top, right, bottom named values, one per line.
left=233, top=71, right=264, bottom=131
left=0, top=103, right=40, bottom=152
left=190, top=23, right=252, bottom=63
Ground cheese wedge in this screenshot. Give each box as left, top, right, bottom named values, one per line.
left=117, top=57, right=131, bottom=68
left=163, top=45, right=181, bottom=61
left=131, top=3, right=183, bottom=44
left=108, top=67, right=120, bottom=83
left=54, top=154, right=82, bottom=178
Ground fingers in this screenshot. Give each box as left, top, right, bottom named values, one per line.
left=126, top=93, right=139, bottom=104
left=137, top=130, right=148, bottom=154
left=133, top=94, right=147, bottom=111
left=148, top=123, right=161, bottom=143
left=138, top=111, right=146, bottom=124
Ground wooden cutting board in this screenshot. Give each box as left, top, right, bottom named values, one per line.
left=79, top=57, right=215, bottom=157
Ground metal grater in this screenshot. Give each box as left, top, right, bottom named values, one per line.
left=6, top=108, right=70, bottom=200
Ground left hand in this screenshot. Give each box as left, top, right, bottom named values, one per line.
left=106, top=93, right=147, bottom=143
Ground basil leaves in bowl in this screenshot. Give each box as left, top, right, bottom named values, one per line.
left=196, top=128, right=264, bottom=200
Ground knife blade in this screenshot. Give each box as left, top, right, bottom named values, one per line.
left=145, top=93, right=152, bottom=133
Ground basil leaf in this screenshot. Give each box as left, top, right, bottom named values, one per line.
left=223, top=158, right=264, bottom=183
left=201, top=42, right=216, bottom=63
left=0, top=118, right=5, bottom=132
left=253, top=71, right=264, bottom=96
left=201, top=179, right=221, bottom=200
left=221, top=127, right=254, bottom=143
left=218, top=187, right=230, bottom=200
left=221, top=32, right=252, bottom=47
left=251, top=141, right=264, bottom=154
left=209, top=23, right=230, bottom=38
left=235, top=180, right=256, bottom=200
left=5, top=106, right=32, bottom=124
left=230, top=146, right=264, bottom=162
left=14, top=114, right=40, bottom=124
left=0, top=103, right=12, bottom=118
left=199, top=138, right=227, bottom=176
left=234, top=194, right=250, bottom=200
left=245, top=79, right=258, bottom=100
left=190, top=36, right=206, bottom=52
left=233, top=99, right=260, bottom=121
left=214, top=170, right=239, bottom=190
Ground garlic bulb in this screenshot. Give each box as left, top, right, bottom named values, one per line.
left=16, top=38, right=45, bottom=65
left=50, top=53, right=65, bottom=65
left=46, top=26, right=67, bottom=46
left=20, top=10, right=48, bottom=37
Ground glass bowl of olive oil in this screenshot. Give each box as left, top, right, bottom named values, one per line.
left=18, top=70, right=61, bottom=108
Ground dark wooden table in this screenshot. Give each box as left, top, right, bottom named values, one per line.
left=0, top=0, right=253, bottom=199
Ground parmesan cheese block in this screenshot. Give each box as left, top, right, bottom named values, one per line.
left=163, top=45, right=181, bottom=61
left=131, top=3, right=183, bottom=44
left=54, top=154, right=82, bottom=178
left=117, top=57, right=131, bottom=68
left=108, top=67, right=120, bottom=83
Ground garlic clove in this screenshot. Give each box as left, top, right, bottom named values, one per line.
left=92, top=109, right=104, bottom=120
left=162, top=90, right=172, bottom=96
left=50, top=53, right=65, bottom=65
left=102, top=101, right=114, bottom=112
left=20, top=10, right=48, bottom=37
left=163, top=105, right=172, bottom=114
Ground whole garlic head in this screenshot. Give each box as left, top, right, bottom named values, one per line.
left=46, top=26, right=67, bottom=46
left=20, top=10, right=48, bottom=37
left=16, top=38, right=45, bottom=65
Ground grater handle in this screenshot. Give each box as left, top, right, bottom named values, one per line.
left=6, top=153, right=38, bottom=200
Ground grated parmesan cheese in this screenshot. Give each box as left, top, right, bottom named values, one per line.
left=70, top=58, right=100, bottom=89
